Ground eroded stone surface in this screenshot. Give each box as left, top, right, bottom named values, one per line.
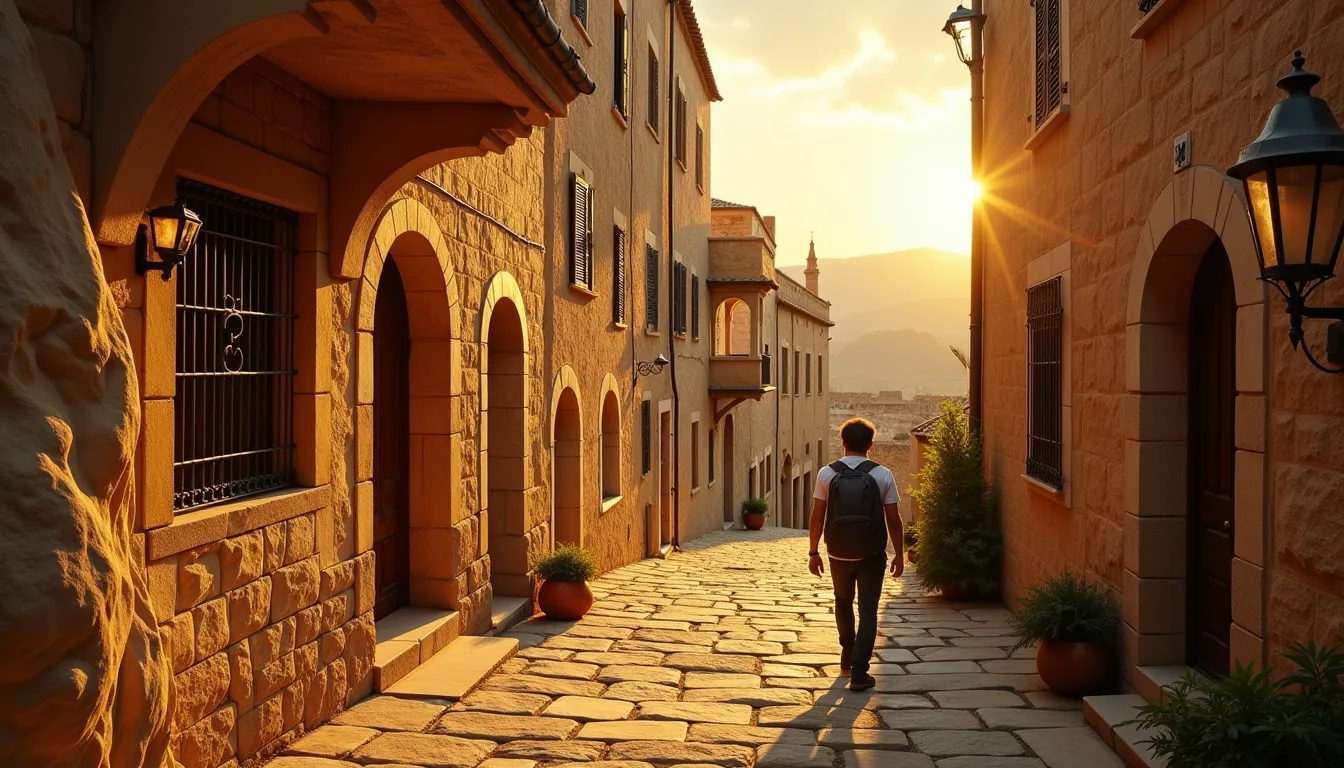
left=434, top=712, right=579, bottom=742
left=606, top=740, right=754, bottom=767
left=349, top=732, right=495, bottom=768
left=333, top=696, right=446, bottom=732
left=285, top=725, right=380, bottom=758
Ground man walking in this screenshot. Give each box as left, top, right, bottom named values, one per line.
left=807, top=418, right=904, bottom=691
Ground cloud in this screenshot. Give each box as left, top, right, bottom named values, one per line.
left=804, top=88, right=970, bottom=131
left=745, top=28, right=895, bottom=100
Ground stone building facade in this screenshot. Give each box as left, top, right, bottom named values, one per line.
left=979, top=0, right=1344, bottom=700
left=5, top=0, right=806, bottom=765
left=708, top=201, right=833, bottom=532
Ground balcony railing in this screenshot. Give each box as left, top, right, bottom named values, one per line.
left=761, top=353, right=772, bottom=385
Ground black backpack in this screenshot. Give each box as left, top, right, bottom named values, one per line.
left=823, top=460, right=887, bottom=560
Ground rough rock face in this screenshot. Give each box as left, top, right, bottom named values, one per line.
left=0, top=3, right=175, bottom=766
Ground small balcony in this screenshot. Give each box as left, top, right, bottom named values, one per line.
left=709, top=236, right=776, bottom=286
left=710, top=354, right=774, bottom=400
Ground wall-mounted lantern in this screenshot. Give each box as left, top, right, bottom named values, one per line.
left=635, top=354, right=670, bottom=378
left=136, top=200, right=202, bottom=280
left=943, top=4, right=984, bottom=67
left=1229, top=51, right=1344, bottom=372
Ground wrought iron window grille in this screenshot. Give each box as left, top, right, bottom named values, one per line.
left=1026, top=276, right=1064, bottom=489
left=174, top=178, right=298, bottom=511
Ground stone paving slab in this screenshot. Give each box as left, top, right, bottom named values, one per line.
left=290, top=529, right=1129, bottom=768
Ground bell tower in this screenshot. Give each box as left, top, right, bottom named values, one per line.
left=805, top=234, right=820, bottom=295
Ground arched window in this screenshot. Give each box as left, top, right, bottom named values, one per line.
left=601, top=390, right=621, bottom=500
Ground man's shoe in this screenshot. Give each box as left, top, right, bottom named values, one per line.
left=840, top=647, right=853, bottom=673
left=849, top=673, right=876, bottom=692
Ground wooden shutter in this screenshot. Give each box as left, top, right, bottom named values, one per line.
left=695, top=126, right=704, bottom=187
left=614, top=9, right=629, bottom=115
left=671, top=262, right=686, bottom=334
left=570, top=174, right=592, bottom=289
left=613, top=227, right=627, bottom=324
left=572, top=0, right=587, bottom=27
left=674, top=86, right=686, bottom=163
left=641, top=400, right=652, bottom=474
left=648, top=51, right=659, bottom=131
left=691, top=274, right=700, bottom=339
left=709, top=428, right=715, bottom=482
left=645, top=245, right=659, bottom=329
left=1035, top=0, right=1063, bottom=127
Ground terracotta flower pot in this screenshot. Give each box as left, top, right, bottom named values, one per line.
left=537, top=579, right=594, bottom=621
left=1036, top=640, right=1113, bottom=697
left=907, top=549, right=918, bottom=563
left=938, top=584, right=980, bottom=602
left=743, top=512, right=766, bottom=530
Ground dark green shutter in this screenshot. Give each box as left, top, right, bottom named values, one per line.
left=641, top=400, right=652, bottom=474
left=691, top=274, right=700, bottom=339
left=613, top=227, right=626, bottom=324
left=645, top=245, right=659, bottom=329
left=571, top=174, right=592, bottom=289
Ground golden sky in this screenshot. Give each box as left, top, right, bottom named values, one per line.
left=695, top=0, right=975, bottom=267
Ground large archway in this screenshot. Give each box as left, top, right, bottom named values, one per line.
left=551, top=367, right=583, bottom=548
left=1124, top=165, right=1268, bottom=697
left=480, top=272, right=532, bottom=598
left=356, top=197, right=463, bottom=613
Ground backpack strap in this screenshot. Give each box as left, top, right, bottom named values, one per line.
left=855, top=460, right=879, bottom=473
left=829, top=460, right=849, bottom=473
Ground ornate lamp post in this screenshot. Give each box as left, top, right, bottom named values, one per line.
left=943, top=3, right=986, bottom=429
left=136, top=200, right=202, bottom=280
left=635, top=354, right=670, bottom=378
left=1229, top=51, right=1344, bottom=372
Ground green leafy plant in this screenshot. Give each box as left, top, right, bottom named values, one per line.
left=909, top=400, right=1001, bottom=595
left=1007, top=570, right=1118, bottom=653
left=531, top=544, right=600, bottom=583
left=903, top=526, right=920, bottom=548
left=740, top=497, right=769, bottom=519
left=1126, top=642, right=1344, bottom=768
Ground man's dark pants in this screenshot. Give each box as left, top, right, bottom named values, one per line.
left=829, top=554, right=886, bottom=676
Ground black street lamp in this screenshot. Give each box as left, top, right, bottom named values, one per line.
left=1229, top=51, right=1344, bottom=372
left=635, top=354, right=670, bottom=378
left=136, top=200, right=203, bottom=280
left=943, top=5, right=984, bottom=67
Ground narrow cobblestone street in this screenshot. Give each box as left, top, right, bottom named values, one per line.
left=273, top=530, right=1124, bottom=768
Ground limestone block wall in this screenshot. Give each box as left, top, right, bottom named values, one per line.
left=192, top=58, right=332, bottom=176
left=16, top=0, right=93, bottom=201
left=980, top=0, right=1344, bottom=676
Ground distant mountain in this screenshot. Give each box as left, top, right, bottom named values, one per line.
left=781, top=249, right=969, bottom=347
left=829, top=329, right=968, bottom=395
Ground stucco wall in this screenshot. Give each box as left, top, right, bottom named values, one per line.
left=981, top=0, right=1344, bottom=677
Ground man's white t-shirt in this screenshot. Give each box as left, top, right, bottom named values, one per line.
left=814, top=455, right=901, bottom=561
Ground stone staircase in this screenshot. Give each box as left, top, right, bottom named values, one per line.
left=1083, top=694, right=1169, bottom=768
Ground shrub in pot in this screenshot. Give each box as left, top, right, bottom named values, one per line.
left=1008, top=570, right=1118, bottom=697
left=904, top=527, right=920, bottom=563
left=740, top=498, right=768, bottom=531
left=531, top=544, right=600, bottom=621
left=1128, top=642, right=1344, bottom=767
left=909, top=401, right=1001, bottom=600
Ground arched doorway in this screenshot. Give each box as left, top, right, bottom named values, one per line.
left=1187, top=242, right=1235, bottom=677
left=722, top=415, right=735, bottom=524
left=553, top=386, right=582, bottom=547
left=486, top=295, right=528, bottom=596
left=781, top=455, right=794, bottom=528
left=373, top=259, right=411, bottom=619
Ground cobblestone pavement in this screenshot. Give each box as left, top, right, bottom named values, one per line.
left=273, top=529, right=1125, bottom=768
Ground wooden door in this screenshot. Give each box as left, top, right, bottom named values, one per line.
left=373, top=259, right=411, bottom=620
left=1187, top=243, right=1235, bottom=677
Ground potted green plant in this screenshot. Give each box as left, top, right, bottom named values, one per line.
left=531, top=544, right=600, bottom=621
left=1008, top=570, right=1118, bottom=697
left=1128, top=642, right=1344, bottom=766
left=909, top=401, right=1001, bottom=600
left=740, top=498, right=768, bottom=530
left=904, top=526, right=920, bottom=563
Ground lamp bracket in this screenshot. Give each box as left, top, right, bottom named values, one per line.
left=133, top=226, right=174, bottom=281
left=1286, top=300, right=1344, bottom=371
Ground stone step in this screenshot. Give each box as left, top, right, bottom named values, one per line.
left=374, top=608, right=461, bottom=692
left=1083, top=694, right=1169, bottom=768
left=384, top=634, right=520, bottom=700
left=488, top=596, right=532, bottom=636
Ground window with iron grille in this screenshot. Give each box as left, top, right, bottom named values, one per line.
left=818, top=355, right=824, bottom=393
left=570, top=174, right=594, bottom=291
left=1027, top=277, right=1064, bottom=489
left=806, top=352, right=812, bottom=394
left=641, top=400, right=652, bottom=474
left=781, top=346, right=789, bottom=394
left=174, top=178, right=298, bottom=511
left=647, top=48, right=660, bottom=134
left=674, top=83, right=688, bottom=166
left=695, top=125, right=704, bottom=189
left=613, top=4, right=629, bottom=117
left=572, top=0, right=587, bottom=28
left=613, top=227, right=627, bottom=324
left=1034, top=0, right=1064, bottom=129
left=645, top=245, right=660, bottom=330
left=794, top=350, right=801, bottom=395
left=690, top=274, right=700, bottom=340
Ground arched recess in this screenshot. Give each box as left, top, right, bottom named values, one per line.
left=714, top=298, right=753, bottom=355
left=597, top=374, right=622, bottom=501
left=479, top=271, right=533, bottom=597
left=1123, top=165, right=1269, bottom=694
left=354, top=196, right=464, bottom=612
left=551, top=366, right=583, bottom=548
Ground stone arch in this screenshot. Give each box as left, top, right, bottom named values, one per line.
left=479, top=270, right=533, bottom=597
left=354, top=196, right=464, bottom=612
left=1123, top=164, right=1269, bottom=695
left=551, top=366, right=583, bottom=548
left=597, top=373, right=622, bottom=501
left=714, top=297, right=753, bottom=355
